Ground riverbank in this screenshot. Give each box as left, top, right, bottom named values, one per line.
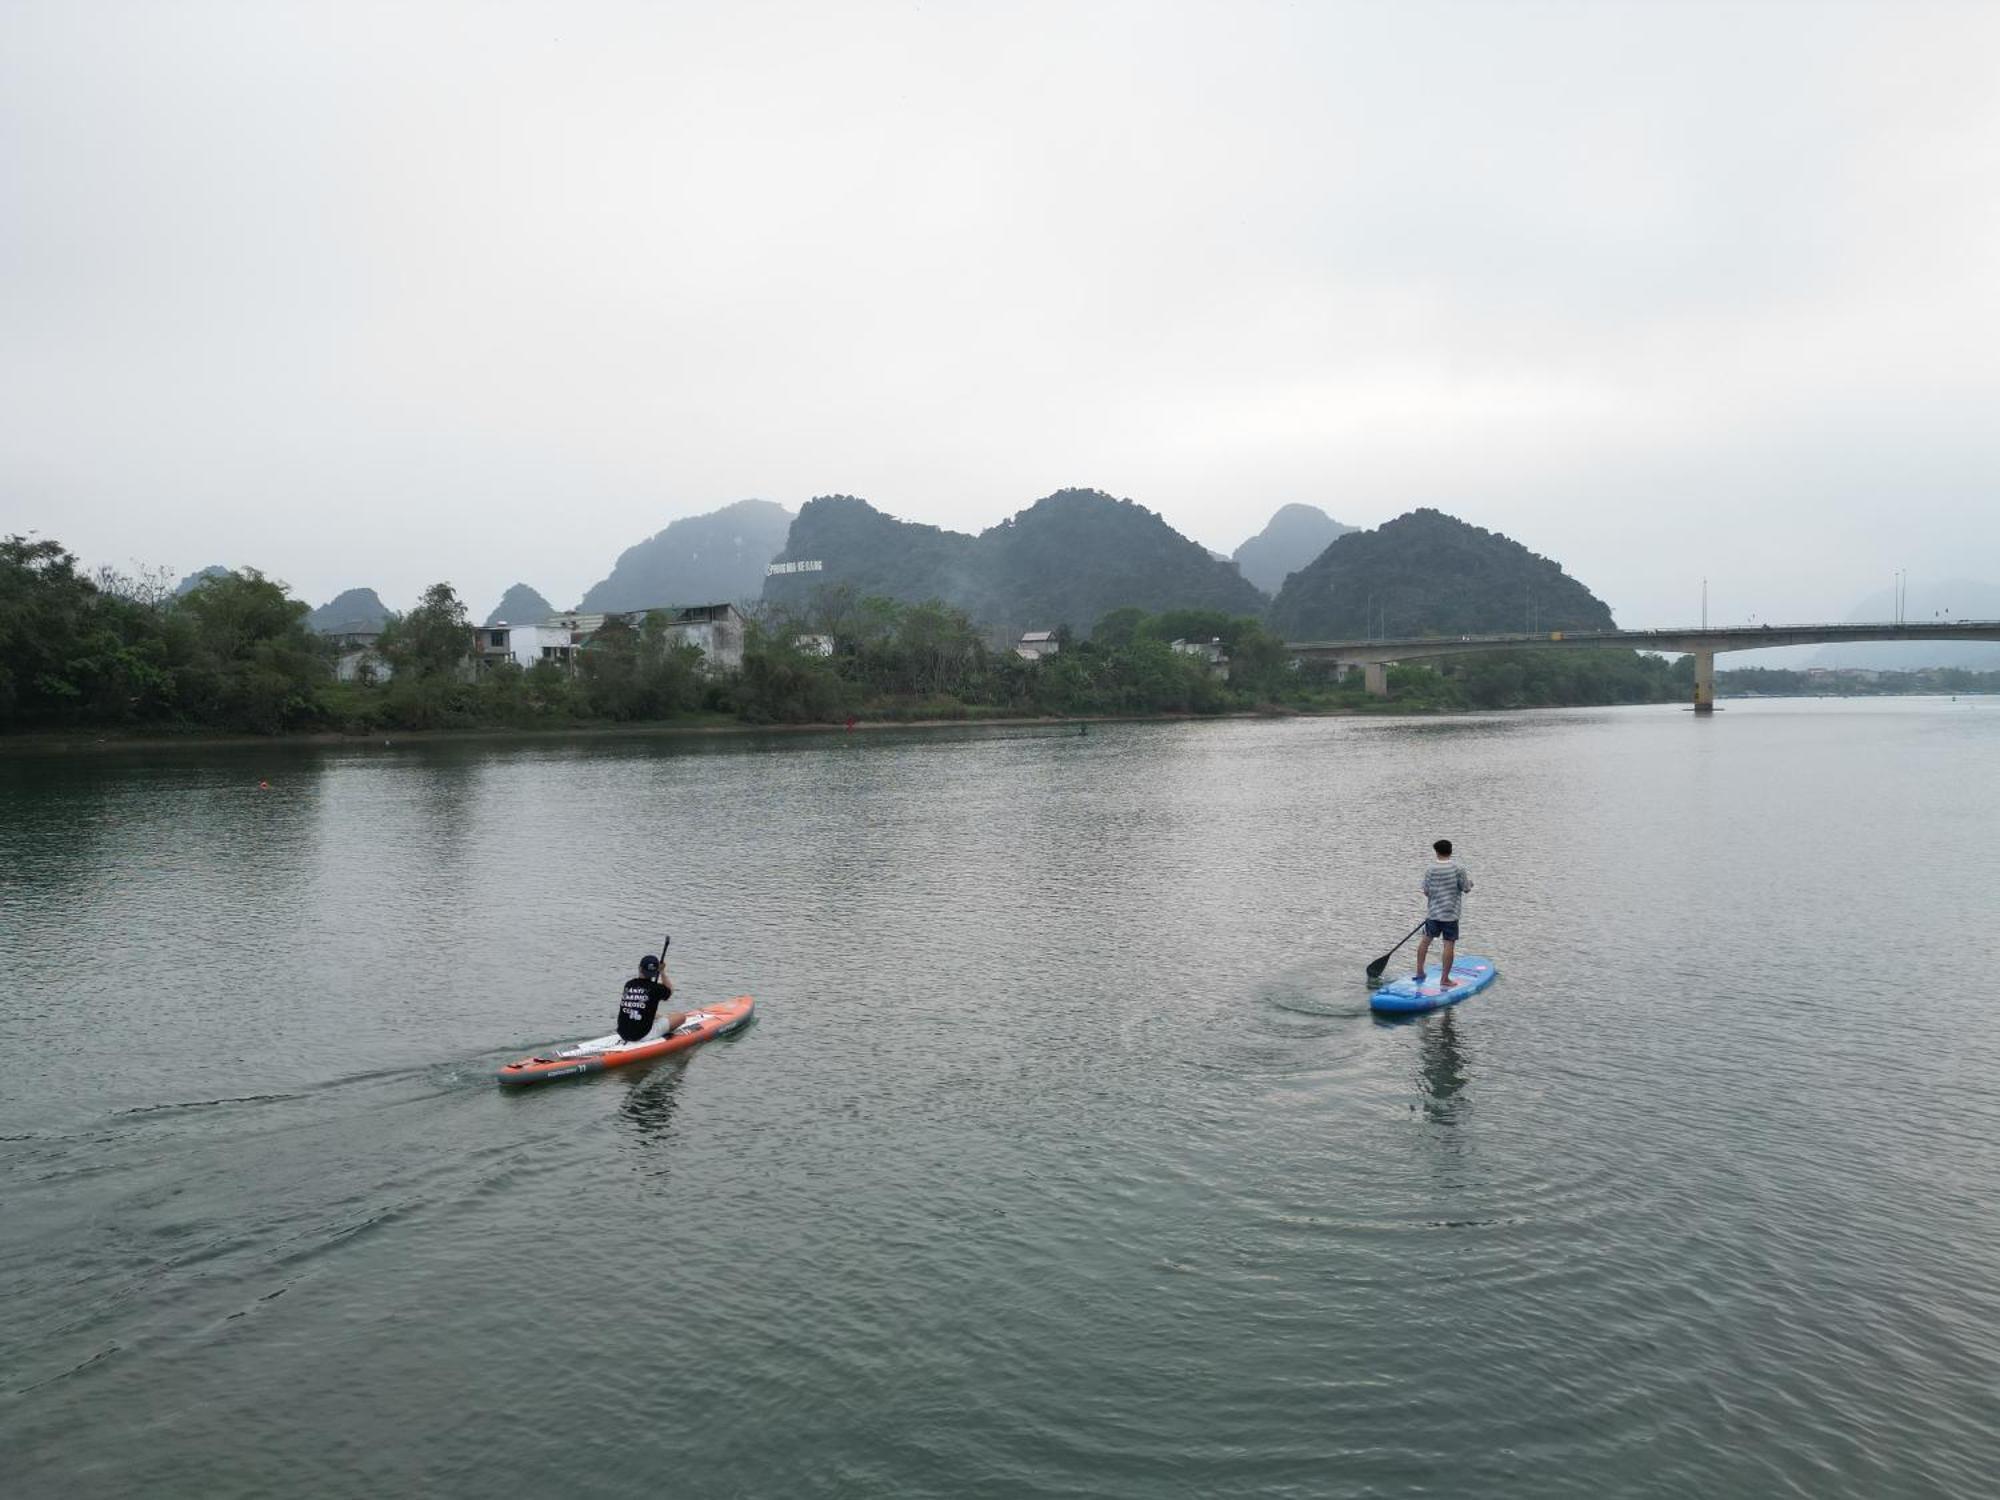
left=21, top=690, right=1992, bottom=757
left=0, top=704, right=1358, bottom=756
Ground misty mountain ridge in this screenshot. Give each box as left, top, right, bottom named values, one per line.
left=767, top=494, right=979, bottom=609
left=1232, top=504, right=1355, bottom=596
left=973, top=489, right=1268, bottom=636
left=578, top=499, right=794, bottom=613
left=484, top=583, right=557, bottom=627
left=764, top=488, right=1266, bottom=638
left=308, top=588, right=393, bottom=635
left=174, top=565, right=232, bottom=597
left=1267, top=509, right=1616, bottom=639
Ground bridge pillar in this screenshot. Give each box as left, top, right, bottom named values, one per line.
left=1693, top=650, right=1715, bottom=715
left=1363, top=661, right=1389, bottom=698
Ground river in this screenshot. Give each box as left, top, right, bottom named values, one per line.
left=3, top=700, right=1998, bottom=1497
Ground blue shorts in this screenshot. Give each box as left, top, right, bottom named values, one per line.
left=1424, top=918, right=1459, bottom=941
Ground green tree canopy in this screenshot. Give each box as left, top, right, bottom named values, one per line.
left=386, top=583, right=472, bottom=679
left=172, top=570, right=324, bottom=732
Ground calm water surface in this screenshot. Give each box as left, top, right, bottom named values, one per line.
left=3, top=701, right=1998, bottom=1497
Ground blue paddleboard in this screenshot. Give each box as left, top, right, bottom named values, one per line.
left=1370, top=955, right=1497, bottom=1015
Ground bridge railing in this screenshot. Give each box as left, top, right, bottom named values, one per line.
left=1288, top=620, right=2000, bottom=651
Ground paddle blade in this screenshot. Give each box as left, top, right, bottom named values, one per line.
left=1364, top=918, right=1427, bottom=983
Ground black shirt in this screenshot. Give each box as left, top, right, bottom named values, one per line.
left=616, top=977, right=673, bottom=1042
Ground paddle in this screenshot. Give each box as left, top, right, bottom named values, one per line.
left=656, top=933, right=677, bottom=1029
left=1364, top=918, right=1427, bottom=984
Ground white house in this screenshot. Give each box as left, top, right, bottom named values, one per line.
left=1170, top=637, right=1231, bottom=681
left=333, top=632, right=393, bottom=683
left=663, top=604, right=747, bottom=673
left=472, top=622, right=582, bottom=671
left=1016, top=629, right=1060, bottom=661
left=473, top=604, right=749, bottom=675
left=794, top=633, right=835, bottom=657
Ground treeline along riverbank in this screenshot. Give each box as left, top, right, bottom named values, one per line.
left=0, top=532, right=1857, bottom=740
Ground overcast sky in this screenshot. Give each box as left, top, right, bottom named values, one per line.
left=5, top=0, right=1997, bottom=628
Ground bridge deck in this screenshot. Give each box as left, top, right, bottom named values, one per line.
left=1287, top=621, right=2000, bottom=663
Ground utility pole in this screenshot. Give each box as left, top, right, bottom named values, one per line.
left=1701, top=578, right=1707, bottom=629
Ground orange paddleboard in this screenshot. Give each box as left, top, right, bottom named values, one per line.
left=497, top=995, right=754, bottom=1085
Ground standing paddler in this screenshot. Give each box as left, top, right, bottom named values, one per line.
left=1411, top=838, right=1474, bottom=990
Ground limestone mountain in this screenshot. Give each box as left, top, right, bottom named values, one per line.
left=763, top=494, right=978, bottom=611
left=1231, top=504, right=1354, bottom=596
left=307, top=587, right=394, bottom=635
left=173, top=565, right=232, bottom=596
left=1267, top=509, right=1615, bottom=639
left=969, top=489, right=1267, bottom=637
left=578, top=499, right=794, bottom=613
left=765, top=488, right=1268, bottom=638
left=483, top=583, right=556, bottom=627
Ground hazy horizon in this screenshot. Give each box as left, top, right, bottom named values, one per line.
left=7, top=1, right=1998, bottom=630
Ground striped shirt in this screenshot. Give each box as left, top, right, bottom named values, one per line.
left=1423, top=860, right=1473, bottom=921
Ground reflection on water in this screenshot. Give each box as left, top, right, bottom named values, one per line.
left=1417, top=1011, right=1471, bottom=1125
left=1354, top=713, right=1560, bottom=741
left=619, top=1065, right=683, bottom=1164
left=617, top=1022, right=760, bottom=1169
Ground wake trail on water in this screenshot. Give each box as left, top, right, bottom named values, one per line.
left=1264, top=995, right=1373, bottom=1018
left=101, top=1041, right=549, bottom=1128
left=116, top=1091, right=304, bottom=1115
left=1, top=1052, right=613, bottom=1406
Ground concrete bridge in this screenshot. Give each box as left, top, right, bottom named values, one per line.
left=1285, top=622, right=2000, bottom=713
